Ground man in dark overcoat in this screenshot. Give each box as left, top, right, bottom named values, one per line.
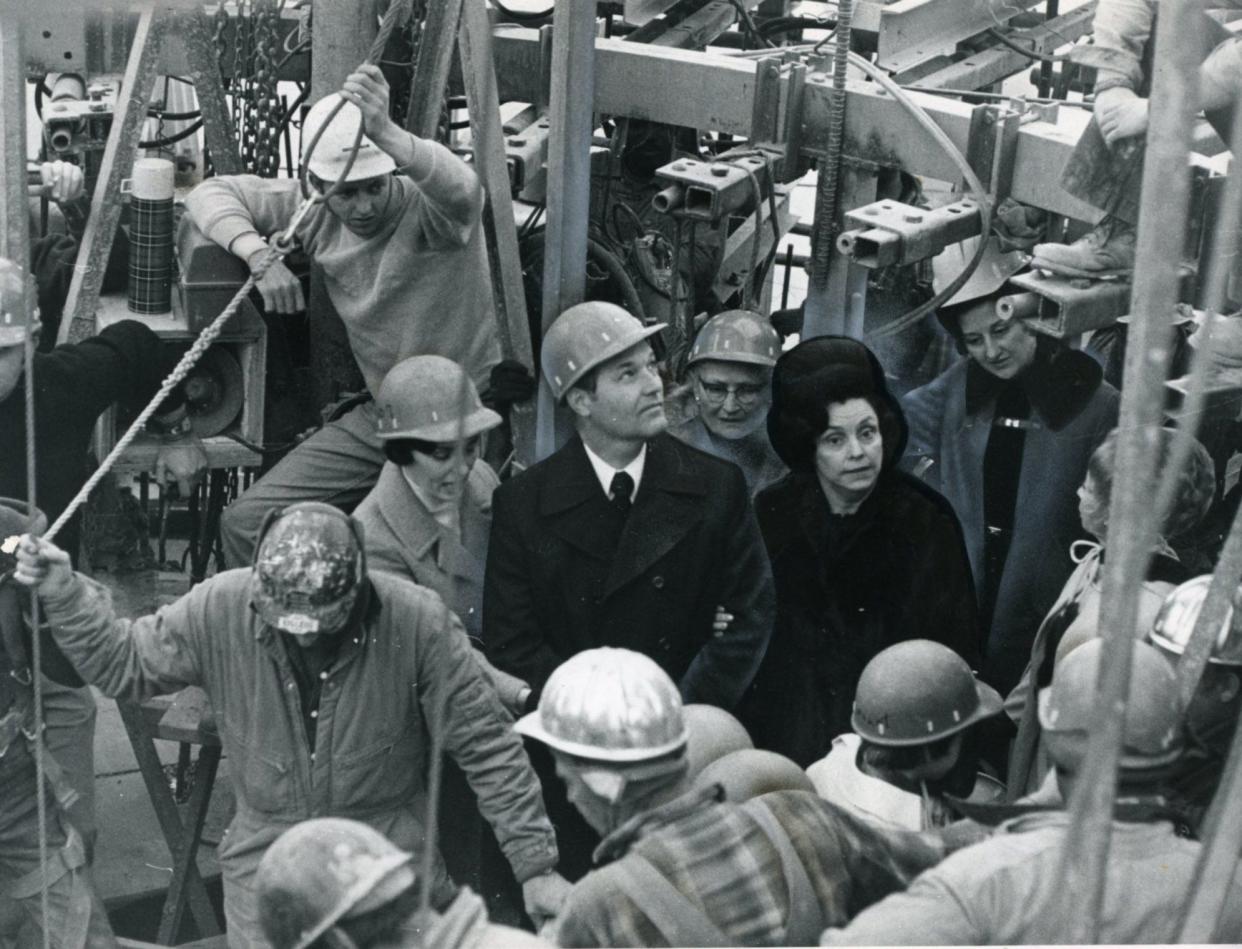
left=483, top=300, right=774, bottom=879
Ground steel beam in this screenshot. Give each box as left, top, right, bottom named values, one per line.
left=459, top=0, right=537, bottom=468
left=491, top=31, right=1110, bottom=220
left=854, top=0, right=1046, bottom=73
left=915, top=5, right=1096, bottom=90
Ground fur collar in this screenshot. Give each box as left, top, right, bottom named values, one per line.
left=965, top=338, right=1105, bottom=431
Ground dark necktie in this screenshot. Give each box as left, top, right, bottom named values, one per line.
left=610, top=471, right=635, bottom=516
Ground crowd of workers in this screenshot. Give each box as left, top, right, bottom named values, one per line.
left=2, top=1, right=1242, bottom=946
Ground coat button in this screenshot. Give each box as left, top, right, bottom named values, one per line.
left=652, top=576, right=665, bottom=589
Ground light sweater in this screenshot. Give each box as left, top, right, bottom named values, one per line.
left=184, top=136, right=500, bottom=395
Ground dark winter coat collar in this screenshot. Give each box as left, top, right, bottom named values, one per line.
left=536, top=434, right=708, bottom=597
left=758, top=470, right=891, bottom=563
left=965, top=338, right=1105, bottom=431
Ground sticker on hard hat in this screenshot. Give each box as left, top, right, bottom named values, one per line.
left=276, top=613, right=321, bottom=635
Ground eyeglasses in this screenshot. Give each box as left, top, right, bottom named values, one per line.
left=697, top=381, right=766, bottom=407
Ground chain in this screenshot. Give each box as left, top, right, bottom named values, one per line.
left=249, top=0, right=283, bottom=177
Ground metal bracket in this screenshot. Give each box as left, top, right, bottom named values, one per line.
left=505, top=113, right=552, bottom=195
left=652, top=152, right=775, bottom=223
left=966, top=103, right=1021, bottom=203
left=836, top=198, right=982, bottom=268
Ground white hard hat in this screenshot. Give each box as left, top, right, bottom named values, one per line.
left=541, top=302, right=665, bottom=402
left=687, top=310, right=781, bottom=368
left=515, top=648, right=688, bottom=763
left=302, top=93, right=397, bottom=184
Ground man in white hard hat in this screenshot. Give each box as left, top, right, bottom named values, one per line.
left=824, top=639, right=1242, bottom=944
left=670, top=310, right=786, bottom=495
left=518, top=648, right=943, bottom=947
left=483, top=301, right=774, bottom=878
left=185, top=64, right=528, bottom=568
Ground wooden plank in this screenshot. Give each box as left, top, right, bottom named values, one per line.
left=458, top=0, right=537, bottom=468
left=308, top=0, right=375, bottom=103
left=0, top=3, right=31, bottom=269
left=405, top=0, right=466, bottom=139
left=1177, top=714, right=1242, bottom=940
left=158, top=744, right=222, bottom=944
left=536, top=0, right=598, bottom=459
left=116, top=700, right=221, bottom=940
left=58, top=6, right=165, bottom=345
left=1056, top=4, right=1203, bottom=940
left=175, top=8, right=243, bottom=176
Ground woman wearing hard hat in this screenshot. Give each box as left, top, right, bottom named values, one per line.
left=353, top=354, right=533, bottom=913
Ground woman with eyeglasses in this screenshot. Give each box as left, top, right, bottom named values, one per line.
left=738, top=337, right=981, bottom=768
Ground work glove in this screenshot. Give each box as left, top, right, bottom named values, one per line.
left=485, top=359, right=537, bottom=408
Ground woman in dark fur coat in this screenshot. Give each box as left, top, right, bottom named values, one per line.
left=741, top=337, right=980, bottom=768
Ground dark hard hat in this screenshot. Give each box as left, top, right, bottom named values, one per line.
left=852, top=640, right=1002, bottom=746
left=256, top=818, right=415, bottom=949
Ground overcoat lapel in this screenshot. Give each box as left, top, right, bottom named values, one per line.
left=538, top=437, right=625, bottom=562
left=604, top=437, right=705, bottom=597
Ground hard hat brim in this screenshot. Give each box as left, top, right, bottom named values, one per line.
left=1149, top=628, right=1242, bottom=667
left=290, top=852, right=413, bottom=949
left=687, top=350, right=778, bottom=369
left=305, top=148, right=398, bottom=186
left=547, top=322, right=667, bottom=401
left=1037, top=689, right=1184, bottom=769
left=515, top=708, right=688, bottom=763
left=376, top=405, right=503, bottom=442
left=853, top=679, right=1004, bottom=747
left=933, top=237, right=1027, bottom=309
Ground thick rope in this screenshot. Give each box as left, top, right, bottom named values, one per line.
left=44, top=196, right=316, bottom=544
left=22, top=3, right=411, bottom=936
left=47, top=0, right=412, bottom=543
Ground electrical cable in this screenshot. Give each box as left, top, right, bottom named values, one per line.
left=727, top=0, right=775, bottom=49
left=758, top=16, right=835, bottom=39
left=491, top=0, right=555, bottom=21
left=138, top=119, right=204, bottom=150
left=985, top=26, right=1066, bottom=64
left=901, top=84, right=1092, bottom=108
left=844, top=51, right=993, bottom=342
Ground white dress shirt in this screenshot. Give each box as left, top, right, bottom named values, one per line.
left=581, top=441, right=647, bottom=501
